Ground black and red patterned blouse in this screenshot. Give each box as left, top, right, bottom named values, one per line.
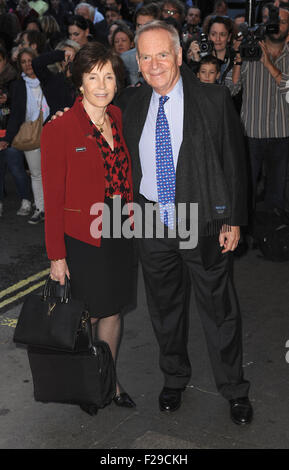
left=88, top=112, right=132, bottom=203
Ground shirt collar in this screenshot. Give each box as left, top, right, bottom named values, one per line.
left=152, top=76, right=183, bottom=105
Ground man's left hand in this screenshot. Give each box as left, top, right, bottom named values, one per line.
left=219, top=226, right=240, bottom=253
left=259, top=40, right=272, bottom=68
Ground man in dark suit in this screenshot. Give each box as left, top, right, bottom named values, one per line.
left=118, top=20, right=253, bottom=425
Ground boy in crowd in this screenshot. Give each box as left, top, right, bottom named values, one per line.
left=196, top=55, right=221, bottom=83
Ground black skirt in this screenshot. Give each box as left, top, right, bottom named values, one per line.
left=64, top=198, right=134, bottom=318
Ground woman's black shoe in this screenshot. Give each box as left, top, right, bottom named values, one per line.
left=80, top=403, right=98, bottom=416
left=113, top=392, right=136, bottom=408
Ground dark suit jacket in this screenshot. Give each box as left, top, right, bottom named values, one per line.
left=41, top=98, right=133, bottom=260
left=116, top=64, right=248, bottom=268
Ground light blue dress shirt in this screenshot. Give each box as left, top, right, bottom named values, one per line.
left=139, top=77, right=184, bottom=202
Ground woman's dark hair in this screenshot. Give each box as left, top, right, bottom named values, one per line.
left=23, top=30, right=47, bottom=54
left=206, top=15, right=233, bottom=37
left=67, top=14, right=90, bottom=31
left=111, top=26, right=134, bottom=48
left=67, top=14, right=96, bottom=40
left=0, top=46, right=7, bottom=61
left=72, top=42, right=126, bottom=94
left=23, top=17, right=43, bottom=32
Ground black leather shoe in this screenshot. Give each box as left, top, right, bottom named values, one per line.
left=80, top=404, right=98, bottom=416
left=159, top=387, right=184, bottom=412
left=113, top=392, right=136, bottom=408
left=230, top=397, right=253, bottom=425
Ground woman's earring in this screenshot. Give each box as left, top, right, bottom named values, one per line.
left=79, top=87, right=84, bottom=95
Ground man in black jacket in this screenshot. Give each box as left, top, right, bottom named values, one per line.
left=118, top=20, right=253, bottom=425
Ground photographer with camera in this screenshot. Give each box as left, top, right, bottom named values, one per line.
left=187, top=15, right=236, bottom=83
left=226, top=4, right=289, bottom=218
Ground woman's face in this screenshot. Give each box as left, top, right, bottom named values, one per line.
left=20, top=52, right=36, bottom=78
left=81, top=60, right=117, bottom=110
left=113, top=31, right=133, bottom=54
left=0, top=54, right=7, bottom=74
left=68, top=25, right=89, bottom=47
left=108, top=24, right=118, bottom=45
left=208, top=23, right=230, bottom=53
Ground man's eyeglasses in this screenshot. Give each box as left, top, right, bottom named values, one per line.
left=162, top=8, right=179, bottom=16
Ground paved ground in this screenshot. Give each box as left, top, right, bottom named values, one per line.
left=1, top=175, right=289, bottom=450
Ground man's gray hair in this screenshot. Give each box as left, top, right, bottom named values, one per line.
left=75, top=2, right=95, bottom=20
left=134, top=20, right=181, bottom=55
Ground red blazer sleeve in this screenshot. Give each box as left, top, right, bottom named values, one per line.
left=41, top=118, right=67, bottom=260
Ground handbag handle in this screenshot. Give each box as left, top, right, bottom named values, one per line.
left=43, top=275, right=71, bottom=303
left=85, top=314, right=97, bottom=356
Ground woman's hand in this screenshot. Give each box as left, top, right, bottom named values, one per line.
left=64, top=49, right=74, bottom=63
left=50, top=259, right=70, bottom=285
left=188, top=41, right=201, bottom=62
left=0, top=141, right=9, bottom=151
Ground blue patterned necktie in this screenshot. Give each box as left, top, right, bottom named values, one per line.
left=155, top=95, right=176, bottom=229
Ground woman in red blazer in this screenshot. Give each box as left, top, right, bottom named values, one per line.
left=41, top=43, right=135, bottom=415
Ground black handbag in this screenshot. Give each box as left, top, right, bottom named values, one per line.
left=13, top=276, right=88, bottom=351
left=27, top=319, right=116, bottom=408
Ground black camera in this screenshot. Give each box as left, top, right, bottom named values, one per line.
left=198, top=33, right=214, bottom=58
left=239, top=2, right=280, bottom=61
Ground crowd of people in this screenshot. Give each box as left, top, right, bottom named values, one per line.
left=1, top=0, right=289, bottom=422
left=0, top=0, right=289, bottom=224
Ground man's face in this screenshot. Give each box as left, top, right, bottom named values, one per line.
left=234, top=16, right=245, bottom=30
left=106, top=0, right=120, bottom=11
left=268, top=8, right=289, bottom=42
left=137, top=28, right=182, bottom=95
left=105, top=10, right=120, bottom=25
left=135, top=14, right=155, bottom=30
left=77, top=6, right=91, bottom=21
left=186, top=8, right=200, bottom=26
left=51, top=0, right=60, bottom=9
left=161, top=3, right=182, bottom=23
left=215, top=1, right=228, bottom=15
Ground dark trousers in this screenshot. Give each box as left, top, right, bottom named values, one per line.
left=0, top=147, right=30, bottom=202
left=137, top=199, right=250, bottom=400
left=247, top=137, right=289, bottom=211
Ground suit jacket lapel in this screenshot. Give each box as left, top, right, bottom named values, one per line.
left=176, top=66, right=204, bottom=183
left=124, top=85, right=152, bottom=192
left=133, top=85, right=152, bottom=157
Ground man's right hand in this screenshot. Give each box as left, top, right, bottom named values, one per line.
left=50, top=259, right=70, bottom=285
left=188, top=41, right=201, bottom=62
left=50, top=107, right=70, bottom=121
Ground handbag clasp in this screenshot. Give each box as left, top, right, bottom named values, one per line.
left=47, top=302, right=56, bottom=316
